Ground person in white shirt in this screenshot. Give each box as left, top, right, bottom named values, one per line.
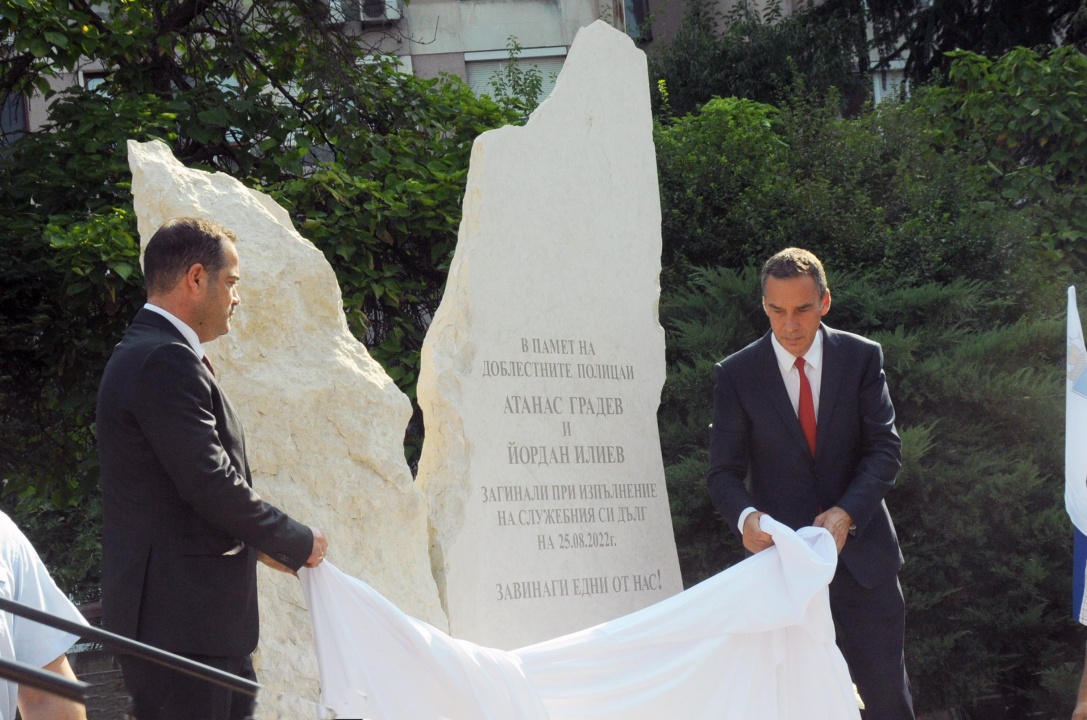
left=0, top=509, right=88, bottom=720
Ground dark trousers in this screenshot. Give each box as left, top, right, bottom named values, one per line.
left=830, top=564, right=915, bottom=720
left=118, top=653, right=257, bottom=720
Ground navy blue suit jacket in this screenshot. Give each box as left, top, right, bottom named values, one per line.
left=707, top=325, right=903, bottom=588
left=97, top=308, right=313, bottom=657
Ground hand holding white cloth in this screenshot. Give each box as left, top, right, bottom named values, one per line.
left=300, top=516, right=860, bottom=720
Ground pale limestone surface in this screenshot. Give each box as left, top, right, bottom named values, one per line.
left=127, top=140, right=446, bottom=715
left=416, top=21, right=684, bottom=650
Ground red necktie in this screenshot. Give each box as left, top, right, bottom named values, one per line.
left=202, top=355, right=217, bottom=379
left=795, top=357, right=816, bottom=456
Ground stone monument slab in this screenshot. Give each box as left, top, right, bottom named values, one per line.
left=127, top=139, right=447, bottom=714
left=416, top=20, right=683, bottom=650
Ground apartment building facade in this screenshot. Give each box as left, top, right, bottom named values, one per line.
left=2, top=0, right=905, bottom=141
left=335, top=0, right=641, bottom=99
left=4, top=0, right=640, bottom=138
left=314, top=0, right=904, bottom=104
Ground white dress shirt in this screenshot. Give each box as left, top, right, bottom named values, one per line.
left=737, top=328, right=825, bottom=533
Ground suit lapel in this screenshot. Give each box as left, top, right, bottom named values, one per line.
left=754, top=333, right=814, bottom=459
left=815, top=325, right=843, bottom=459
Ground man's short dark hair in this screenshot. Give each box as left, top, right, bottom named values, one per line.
left=143, top=218, right=236, bottom=296
left=760, top=247, right=828, bottom=298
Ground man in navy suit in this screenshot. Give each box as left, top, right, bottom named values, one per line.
left=97, top=218, right=329, bottom=720
left=707, top=247, right=914, bottom=719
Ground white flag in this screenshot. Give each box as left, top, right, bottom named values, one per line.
left=1064, top=286, right=1087, bottom=623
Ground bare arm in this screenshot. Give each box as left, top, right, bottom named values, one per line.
left=17, top=654, right=87, bottom=720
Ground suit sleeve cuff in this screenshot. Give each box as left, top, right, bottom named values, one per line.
left=738, top=506, right=757, bottom=534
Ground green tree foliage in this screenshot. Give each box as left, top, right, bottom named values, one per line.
left=883, top=319, right=1070, bottom=715
left=649, top=0, right=867, bottom=117
left=654, top=94, right=1040, bottom=301
left=914, top=46, right=1087, bottom=272
left=650, top=0, right=1087, bottom=116
left=0, top=0, right=516, bottom=596
left=653, top=98, right=785, bottom=290
left=851, top=0, right=1087, bottom=86
left=486, top=36, right=548, bottom=123
left=655, top=77, right=1080, bottom=711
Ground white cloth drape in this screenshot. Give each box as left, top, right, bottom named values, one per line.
left=300, top=516, right=860, bottom=720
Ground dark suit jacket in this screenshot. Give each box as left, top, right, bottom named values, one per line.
left=706, top=325, right=903, bottom=589
left=97, top=308, right=313, bottom=657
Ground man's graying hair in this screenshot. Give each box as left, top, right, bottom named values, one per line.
left=143, top=217, right=236, bottom=296
left=760, top=247, right=828, bottom=298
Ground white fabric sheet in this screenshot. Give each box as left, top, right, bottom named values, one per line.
left=301, top=517, right=859, bottom=720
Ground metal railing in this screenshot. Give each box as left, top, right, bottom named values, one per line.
left=0, top=655, right=88, bottom=702
left=0, top=595, right=260, bottom=702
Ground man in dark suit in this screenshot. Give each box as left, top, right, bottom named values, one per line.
left=707, top=247, right=914, bottom=719
left=97, top=217, right=329, bottom=720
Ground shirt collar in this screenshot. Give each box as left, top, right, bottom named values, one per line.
left=144, top=303, right=204, bottom=359
left=770, top=326, right=824, bottom=373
